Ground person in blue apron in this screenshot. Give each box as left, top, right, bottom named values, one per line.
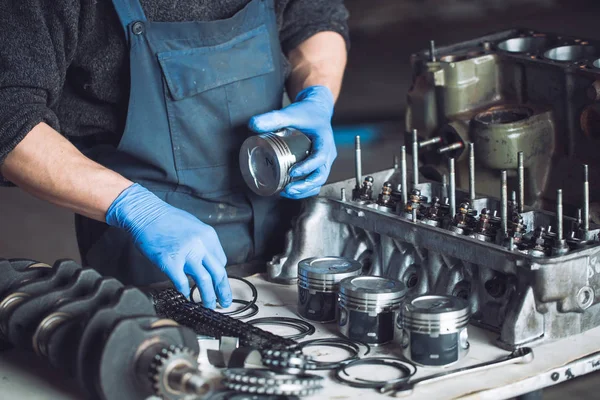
left=0, top=0, right=348, bottom=309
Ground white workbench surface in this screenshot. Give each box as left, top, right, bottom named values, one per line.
left=1, top=274, right=600, bottom=400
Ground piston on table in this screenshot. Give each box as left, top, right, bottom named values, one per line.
left=239, top=128, right=311, bottom=196
left=297, top=257, right=362, bottom=323
left=338, top=276, right=407, bottom=345
left=398, top=295, right=471, bottom=367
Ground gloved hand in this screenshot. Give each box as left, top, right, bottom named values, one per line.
left=106, top=183, right=232, bottom=309
left=248, top=85, right=336, bottom=199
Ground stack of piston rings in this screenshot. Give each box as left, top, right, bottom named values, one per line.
left=296, top=337, right=417, bottom=390
left=191, top=276, right=259, bottom=319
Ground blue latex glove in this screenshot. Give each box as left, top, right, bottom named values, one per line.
left=248, top=85, right=336, bottom=199
left=106, top=183, right=232, bottom=309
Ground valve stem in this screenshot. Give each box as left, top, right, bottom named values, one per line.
left=401, top=146, right=408, bottom=206
left=469, top=143, right=476, bottom=204
left=449, top=158, right=456, bottom=218
left=412, top=129, right=419, bottom=186
left=518, top=151, right=525, bottom=213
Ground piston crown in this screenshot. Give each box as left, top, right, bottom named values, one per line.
left=401, top=295, right=470, bottom=333
left=298, top=257, right=362, bottom=282
left=339, top=276, right=407, bottom=306
left=408, top=295, right=468, bottom=313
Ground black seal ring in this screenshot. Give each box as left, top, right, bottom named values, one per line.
left=334, top=357, right=417, bottom=389
left=246, top=317, right=316, bottom=340
left=191, top=275, right=258, bottom=318
left=298, top=338, right=370, bottom=370
left=228, top=299, right=259, bottom=319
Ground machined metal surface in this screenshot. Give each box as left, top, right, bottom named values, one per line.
left=298, top=257, right=363, bottom=289
left=268, top=29, right=600, bottom=350
left=221, top=369, right=324, bottom=397
left=149, top=345, right=213, bottom=399
left=297, top=257, right=362, bottom=323
left=405, top=28, right=600, bottom=213
left=398, top=295, right=471, bottom=367
left=239, top=128, right=311, bottom=196
left=339, top=276, right=407, bottom=310
left=338, top=276, right=407, bottom=345
left=267, top=166, right=600, bottom=349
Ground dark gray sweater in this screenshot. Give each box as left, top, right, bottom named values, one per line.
left=0, top=0, right=349, bottom=170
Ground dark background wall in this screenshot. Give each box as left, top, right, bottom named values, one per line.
left=335, top=0, right=600, bottom=122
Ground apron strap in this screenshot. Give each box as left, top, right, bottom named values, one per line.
left=111, top=0, right=148, bottom=42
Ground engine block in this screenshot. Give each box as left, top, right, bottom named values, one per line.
left=406, top=28, right=600, bottom=211
left=268, top=29, right=600, bottom=349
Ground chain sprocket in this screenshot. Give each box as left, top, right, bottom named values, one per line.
left=149, top=345, right=199, bottom=399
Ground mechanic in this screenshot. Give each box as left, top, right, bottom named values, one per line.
left=0, top=1, right=349, bottom=309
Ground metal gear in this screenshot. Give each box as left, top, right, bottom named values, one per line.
left=221, top=369, right=323, bottom=397
left=260, top=349, right=315, bottom=374
left=149, top=345, right=210, bottom=400
left=222, top=381, right=321, bottom=397
left=222, top=369, right=323, bottom=387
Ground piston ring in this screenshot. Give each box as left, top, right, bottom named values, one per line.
left=228, top=299, right=259, bottom=319
left=246, top=317, right=316, bottom=340
left=334, top=357, right=417, bottom=389
left=298, top=338, right=370, bottom=370
left=191, top=275, right=258, bottom=318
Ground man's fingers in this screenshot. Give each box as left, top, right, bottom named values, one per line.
left=248, top=104, right=305, bottom=133
left=289, top=135, right=332, bottom=178
left=203, top=252, right=232, bottom=308
left=281, top=185, right=321, bottom=200
left=184, top=260, right=216, bottom=309
left=286, top=165, right=329, bottom=194
left=249, top=110, right=291, bottom=133
left=167, top=267, right=191, bottom=299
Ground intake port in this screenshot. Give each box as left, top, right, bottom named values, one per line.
left=544, top=45, right=597, bottom=62
left=497, top=37, right=548, bottom=54
left=474, top=106, right=533, bottom=125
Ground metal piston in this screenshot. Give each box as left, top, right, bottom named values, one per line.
left=239, top=128, right=311, bottom=196
left=297, top=257, right=362, bottom=323
left=398, top=295, right=471, bottom=367
left=338, top=276, right=407, bottom=345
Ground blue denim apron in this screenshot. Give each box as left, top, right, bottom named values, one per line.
left=76, top=0, right=291, bottom=285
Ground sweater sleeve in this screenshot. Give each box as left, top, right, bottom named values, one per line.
left=0, top=0, right=80, bottom=170
left=276, top=0, right=350, bottom=54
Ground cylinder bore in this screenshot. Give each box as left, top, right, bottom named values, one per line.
left=544, top=45, right=597, bottom=62
left=593, top=58, right=600, bottom=69
left=497, top=37, right=548, bottom=53
left=474, top=106, right=533, bottom=125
